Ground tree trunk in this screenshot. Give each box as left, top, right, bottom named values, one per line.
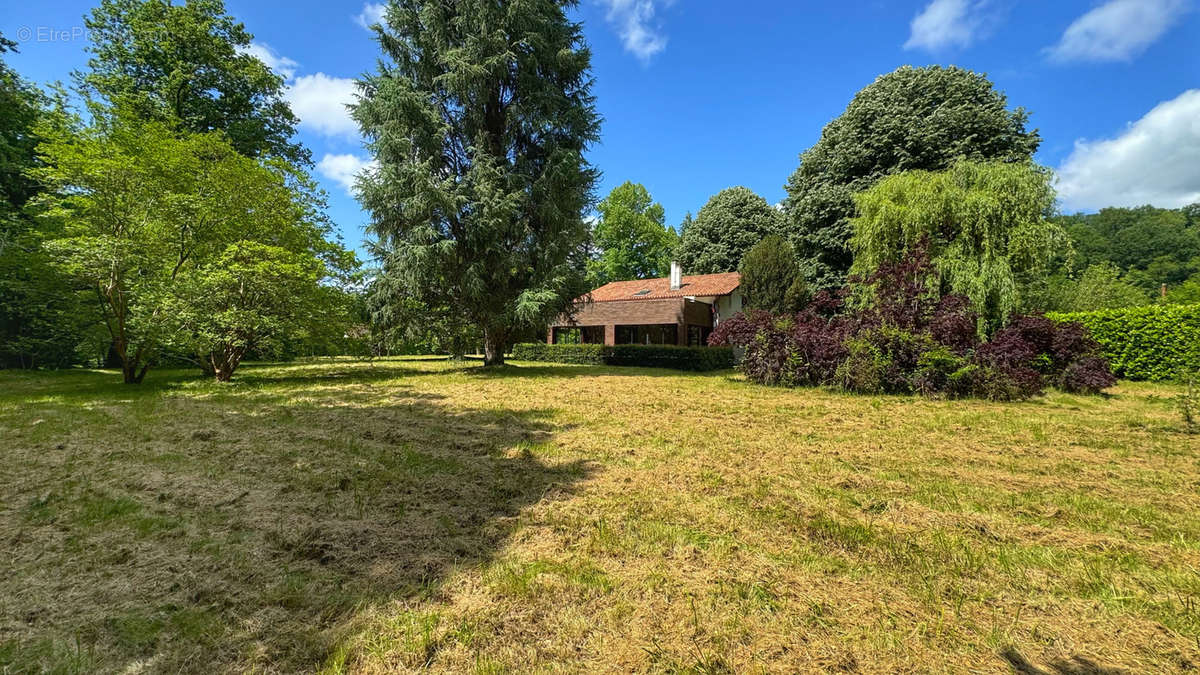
left=483, top=327, right=506, bottom=366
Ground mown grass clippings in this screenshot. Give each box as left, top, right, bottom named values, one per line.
left=1, top=357, right=1197, bottom=672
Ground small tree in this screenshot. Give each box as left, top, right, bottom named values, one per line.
left=1046, top=263, right=1150, bottom=312
left=739, top=235, right=808, bottom=314
left=850, top=161, right=1069, bottom=332
left=164, top=242, right=337, bottom=381
left=588, top=181, right=677, bottom=285
left=675, top=187, right=783, bottom=274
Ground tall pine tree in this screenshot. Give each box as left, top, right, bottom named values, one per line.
left=354, top=0, right=599, bottom=365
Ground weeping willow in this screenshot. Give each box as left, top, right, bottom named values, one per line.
left=850, top=160, right=1071, bottom=332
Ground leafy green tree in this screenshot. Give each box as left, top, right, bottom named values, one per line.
left=353, top=0, right=599, bottom=366
left=588, top=181, right=676, bottom=285
left=34, top=111, right=343, bottom=383
left=81, top=0, right=307, bottom=164
left=784, top=66, right=1041, bottom=289
left=850, top=161, right=1069, bottom=331
left=1045, top=263, right=1150, bottom=312
left=739, top=234, right=809, bottom=314
left=1165, top=273, right=1200, bottom=305
left=675, top=187, right=783, bottom=275
left=1056, top=205, right=1200, bottom=294
left=164, top=242, right=333, bottom=381
left=0, top=37, right=94, bottom=368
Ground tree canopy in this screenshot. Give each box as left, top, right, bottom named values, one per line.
left=354, top=0, right=599, bottom=365
left=1055, top=204, right=1200, bottom=295
left=33, top=111, right=348, bottom=382
left=0, top=36, right=91, bottom=369
left=850, top=161, right=1068, bottom=331
left=738, top=234, right=809, bottom=314
left=588, top=181, right=676, bottom=286
left=81, top=0, right=307, bottom=164
left=675, top=186, right=782, bottom=275
left=784, top=65, right=1041, bottom=289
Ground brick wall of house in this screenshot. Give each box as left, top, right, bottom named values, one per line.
left=550, top=298, right=715, bottom=346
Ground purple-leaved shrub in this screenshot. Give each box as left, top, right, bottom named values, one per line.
left=710, top=245, right=1115, bottom=400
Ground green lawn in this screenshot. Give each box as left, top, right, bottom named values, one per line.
left=1, top=358, right=1197, bottom=673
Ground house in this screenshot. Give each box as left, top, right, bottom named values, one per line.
left=547, top=262, right=742, bottom=347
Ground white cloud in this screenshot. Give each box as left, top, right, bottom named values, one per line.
left=600, top=0, right=669, bottom=63
left=239, top=42, right=298, bottom=79
left=286, top=73, right=359, bottom=138
left=1056, top=89, right=1200, bottom=212
left=317, top=153, right=378, bottom=194
left=904, top=0, right=986, bottom=51
left=355, top=2, right=386, bottom=30
left=1046, top=0, right=1189, bottom=63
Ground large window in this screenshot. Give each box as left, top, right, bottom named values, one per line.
left=615, top=324, right=678, bottom=345
left=553, top=326, right=604, bottom=344
left=687, top=325, right=711, bottom=347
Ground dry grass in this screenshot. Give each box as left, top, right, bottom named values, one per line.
left=1, top=357, right=1197, bottom=673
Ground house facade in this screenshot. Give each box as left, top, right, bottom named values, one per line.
left=547, top=263, right=742, bottom=347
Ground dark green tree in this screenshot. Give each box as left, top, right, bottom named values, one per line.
left=739, top=234, right=808, bottom=314
left=1055, top=205, right=1200, bottom=294
left=784, top=65, right=1041, bottom=289
left=588, top=181, right=676, bottom=285
left=80, top=0, right=308, bottom=164
left=675, top=187, right=782, bottom=275
left=0, top=36, right=93, bottom=368
left=354, top=0, right=599, bottom=366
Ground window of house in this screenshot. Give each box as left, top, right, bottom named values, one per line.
left=615, top=324, right=677, bottom=345
left=555, top=326, right=605, bottom=344
left=687, top=325, right=711, bottom=347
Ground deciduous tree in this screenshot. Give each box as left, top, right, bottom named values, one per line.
left=850, top=161, right=1068, bottom=332
left=588, top=181, right=676, bottom=285
left=34, top=111, right=345, bottom=383
left=675, top=187, right=782, bottom=275
left=81, top=0, right=307, bottom=164
left=784, top=66, right=1040, bottom=289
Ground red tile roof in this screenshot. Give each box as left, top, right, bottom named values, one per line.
left=583, top=272, right=741, bottom=302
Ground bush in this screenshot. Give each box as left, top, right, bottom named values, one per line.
left=1047, top=304, right=1200, bottom=381
left=511, top=343, right=733, bottom=371
left=511, top=343, right=605, bottom=364
left=711, top=246, right=1116, bottom=400
left=836, top=326, right=939, bottom=394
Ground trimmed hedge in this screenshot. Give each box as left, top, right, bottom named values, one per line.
left=1047, top=304, right=1200, bottom=381
left=511, top=343, right=605, bottom=364
left=511, top=343, right=734, bottom=371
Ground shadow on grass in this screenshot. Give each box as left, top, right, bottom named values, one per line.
left=1001, top=647, right=1128, bottom=674
left=0, top=377, right=590, bottom=672
left=461, top=362, right=736, bottom=380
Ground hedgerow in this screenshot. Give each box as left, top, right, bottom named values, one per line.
left=1047, top=305, right=1200, bottom=381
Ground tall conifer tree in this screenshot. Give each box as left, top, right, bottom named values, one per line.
left=354, top=0, right=599, bottom=365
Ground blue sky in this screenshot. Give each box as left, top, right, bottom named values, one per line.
left=2, top=0, right=1198, bottom=255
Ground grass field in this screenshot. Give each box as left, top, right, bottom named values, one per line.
left=1, top=357, right=1197, bottom=673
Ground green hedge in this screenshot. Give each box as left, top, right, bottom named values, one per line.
left=1047, top=304, right=1200, bottom=381
left=511, top=342, right=605, bottom=364
left=511, top=343, right=734, bottom=371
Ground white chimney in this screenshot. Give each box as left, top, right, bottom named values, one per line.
left=669, top=261, right=682, bottom=290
